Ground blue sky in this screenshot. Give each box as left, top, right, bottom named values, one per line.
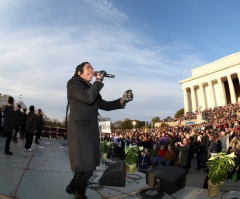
left=1, top=0, right=240, bottom=123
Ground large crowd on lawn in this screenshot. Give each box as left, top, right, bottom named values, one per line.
left=103, top=102, right=240, bottom=182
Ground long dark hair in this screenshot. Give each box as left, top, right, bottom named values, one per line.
left=72, top=62, right=90, bottom=78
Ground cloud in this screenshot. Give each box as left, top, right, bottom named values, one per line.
left=83, top=0, right=128, bottom=25
left=0, top=0, right=206, bottom=122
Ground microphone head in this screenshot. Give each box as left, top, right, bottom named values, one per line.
left=107, top=74, right=115, bottom=78
left=93, top=71, right=115, bottom=78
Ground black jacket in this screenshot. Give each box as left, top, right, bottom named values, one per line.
left=26, top=112, right=39, bottom=133
left=14, top=109, right=22, bottom=125
left=3, top=106, right=15, bottom=132
left=36, top=114, right=44, bottom=127
left=21, top=113, right=27, bottom=125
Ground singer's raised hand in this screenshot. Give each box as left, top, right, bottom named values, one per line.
left=122, top=89, right=133, bottom=104
left=96, top=70, right=106, bottom=82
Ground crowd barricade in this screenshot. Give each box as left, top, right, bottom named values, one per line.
left=42, top=127, right=50, bottom=138
left=41, top=127, right=68, bottom=139
left=57, top=128, right=67, bottom=139
left=49, top=127, right=58, bottom=138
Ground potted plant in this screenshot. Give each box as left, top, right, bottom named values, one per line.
left=124, top=145, right=143, bottom=173
left=206, top=151, right=236, bottom=196
left=100, top=141, right=112, bottom=160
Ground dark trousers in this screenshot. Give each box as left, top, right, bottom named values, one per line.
left=35, top=126, right=42, bottom=140
left=25, top=132, right=34, bottom=149
left=20, top=123, right=26, bottom=137
left=5, top=131, right=12, bottom=151
left=113, top=144, right=119, bottom=157
left=14, top=125, right=19, bottom=137
left=0, top=124, right=3, bottom=133
left=196, top=151, right=202, bottom=168
left=203, top=175, right=209, bottom=189
left=203, top=168, right=209, bottom=189
left=68, top=171, right=93, bottom=199
left=119, top=147, right=125, bottom=159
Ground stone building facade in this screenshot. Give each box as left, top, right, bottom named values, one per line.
left=179, top=52, right=240, bottom=114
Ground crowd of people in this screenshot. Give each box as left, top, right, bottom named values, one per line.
left=1, top=93, right=240, bottom=190
left=103, top=102, right=240, bottom=183
left=0, top=96, right=44, bottom=155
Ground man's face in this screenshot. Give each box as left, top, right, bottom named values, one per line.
left=220, top=131, right=225, bottom=137
left=168, top=145, right=172, bottom=151
left=79, top=64, right=94, bottom=82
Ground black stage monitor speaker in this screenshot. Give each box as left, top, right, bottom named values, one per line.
left=146, top=165, right=186, bottom=194
left=98, top=162, right=126, bottom=187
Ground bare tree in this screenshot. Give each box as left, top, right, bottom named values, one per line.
left=0, top=94, right=10, bottom=110
left=52, top=118, right=60, bottom=128
left=43, top=115, right=52, bottom=127
left=15, top=100, right=27, bottom=109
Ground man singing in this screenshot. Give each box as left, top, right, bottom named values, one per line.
left=66, top=62, right=133, bottom=199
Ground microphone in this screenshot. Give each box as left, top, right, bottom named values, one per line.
left=94, top=71, right=115, bottom=78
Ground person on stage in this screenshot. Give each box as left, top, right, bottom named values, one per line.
left=66, top=62, right=133, bottom=199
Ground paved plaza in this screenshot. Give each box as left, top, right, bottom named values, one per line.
left=0, top=136, right=240, bottom=199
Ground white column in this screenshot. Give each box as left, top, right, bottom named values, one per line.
left=227, top=75, right=237, bottom=103
left=183, top=88, right=190, bottom=114
left=217, top=78, right=227, bottom=106
left=191, top=86, right=196, bottom=113
left=208, top=81, right=216, bottom=108
left=198, top=84, right=206, bottom=110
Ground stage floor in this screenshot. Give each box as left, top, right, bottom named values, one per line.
left=0, top=136, right=240, bottom=199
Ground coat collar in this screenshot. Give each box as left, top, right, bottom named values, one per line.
left=73, top=77, right=92, bottom=87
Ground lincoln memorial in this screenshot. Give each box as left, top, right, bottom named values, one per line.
left=179, top=52, right=240, bottom=114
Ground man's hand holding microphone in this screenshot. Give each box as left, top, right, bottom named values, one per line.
left=95, top=71, right=107, bottom=82
left=94, top=71, right=115, bottom=82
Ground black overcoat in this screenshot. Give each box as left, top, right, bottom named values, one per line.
left=26, top=112, right=39, bottom=133
left=3, top=106, right=15, bottom=132
left=67, top=77, right=123, bottom=172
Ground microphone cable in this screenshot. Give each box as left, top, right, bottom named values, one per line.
left=136, top=186, right=164, bottom=199
left=126, top=174, right=144, bottom=184
left=87, top=181, right=104, bottom=191
left=157, top=187, right=178, bottom=199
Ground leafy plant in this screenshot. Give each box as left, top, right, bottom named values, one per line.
left=207, top=152, right=236, bottom=185
left=100, top=141, right=112, bottom=153
left=125, top=145, right=143, bottom=165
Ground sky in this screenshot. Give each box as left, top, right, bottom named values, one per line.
left=1, top=0, right=240, bottom=123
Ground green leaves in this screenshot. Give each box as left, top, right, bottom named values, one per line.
left=207, top=152, right=236, bottom=185
left=100, top=141, right=112, bottom=153
left=124, top=145, right=140, bottom=165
